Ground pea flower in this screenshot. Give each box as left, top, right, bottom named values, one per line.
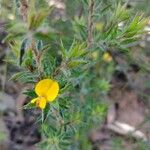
left=102, top=52, right=112, bottom=62
left=31, top=79, right=59, bottom=109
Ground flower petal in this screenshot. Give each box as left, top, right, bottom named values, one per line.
left=35, top=79, right=53, bottom=97
left=103, top=52, right=112, bottom=62
left=31, top=97, right=39, bottom=103
left=46, top=80, right=59, bottom=101
left=36, top=97, right=46, bottom=109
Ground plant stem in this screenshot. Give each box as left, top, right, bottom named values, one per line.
left=20, top=0, right=28, bottom=22
left=42, top=109, right=44, bottom=123
left=20, top=0, right=40, bottom=70
left=87, top=0, right=94, bottom=48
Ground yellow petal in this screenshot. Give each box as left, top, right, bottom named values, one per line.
left=46, top=80, right=59, bottom=101
left=102, top=52, right=112, bottom=62
left=36, top=97, right=46, bottom=109
left=35, top=79, right=53, bottom=97
left=31, top=97, right=39, bottom=103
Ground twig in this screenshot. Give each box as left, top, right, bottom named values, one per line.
left=20, top=0, right=41, bottom=69
left=78, top=4, right=83, bottom=19
left=20, top=0, right=28, bottom=22
left=87, top=0, right=94, bottom=48
left=31, top=39, right=40, bottom=67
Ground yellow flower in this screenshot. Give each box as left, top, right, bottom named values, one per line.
left=31, top=79, right=59, bottom=109
left=95, top=22, right=103, bottom=31
left=102, top=52, right=112, bottom=62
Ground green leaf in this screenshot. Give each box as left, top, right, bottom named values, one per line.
left=19, top=38, right=28, bottom=65
left=68, top=42, right=87, bottom=59
left=60, top=39, right=67, bottom=58
left=9, top=72, right=24, bottom=81
left=68, top=59, right=87, bottom=68
left=82, top=0, right=88, bottom=5
left=41, top=50, right=56, bottom=77
left=23, top=89, right=37, bottom=98
left=36, top=40, right=43, bottom=51
left=10, top=71, right=38, bottom=83
left=28, top=9, right=49, bottom=30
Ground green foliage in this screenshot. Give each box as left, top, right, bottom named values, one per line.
left=60, top=40, right=87, bottom=68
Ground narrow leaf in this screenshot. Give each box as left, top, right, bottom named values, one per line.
left=19, top=38, right=28, bottom=65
